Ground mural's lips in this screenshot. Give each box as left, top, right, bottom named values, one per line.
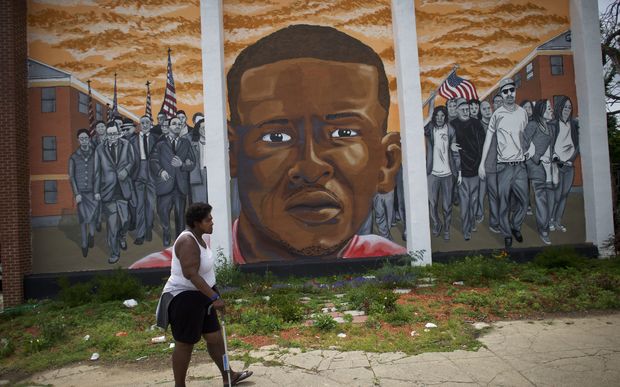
left=285, top=190, right=342, bottom=224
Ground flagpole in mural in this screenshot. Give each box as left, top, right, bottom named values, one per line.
left=145, top=80, right=153, bottom=120
left=111, top=72, right=119, bottom=118
left=160, top=48, right=177, bottom=118
left=87, top=79, right=95, bottom=132
left=106, top=103, right=111, bottom=121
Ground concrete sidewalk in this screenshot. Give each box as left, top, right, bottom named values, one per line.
left=21, top=312, right=620, bottom=386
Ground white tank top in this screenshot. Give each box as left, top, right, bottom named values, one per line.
left=163, top=230, right=216, bottom=295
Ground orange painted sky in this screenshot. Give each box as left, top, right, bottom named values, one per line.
left=28, top=0, right=569, bottom=125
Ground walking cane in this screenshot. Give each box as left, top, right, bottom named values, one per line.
left=208, top=304, right=232, bottom=386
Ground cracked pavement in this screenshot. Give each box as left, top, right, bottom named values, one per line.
left=18, top=312, right=620, bottom=386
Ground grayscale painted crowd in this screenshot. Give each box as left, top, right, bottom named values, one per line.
left=424, top=77, right=579, bottom=248
left=68, top=110, right=207, bottom=264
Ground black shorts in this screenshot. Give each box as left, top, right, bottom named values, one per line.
left=168, top=288, right=221, bottom=344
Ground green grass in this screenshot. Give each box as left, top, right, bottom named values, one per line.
left=1, top=250, right=619, bottom=376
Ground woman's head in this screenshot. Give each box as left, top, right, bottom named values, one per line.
left=554, top=96, right=573, bottom=122
left=520, top=100, right=533, bottom=118
left=185, top=202, right=213, bottom=231
left=533, top=99, right=552, bottom=126
left=432, top=105, right=448, bottom=127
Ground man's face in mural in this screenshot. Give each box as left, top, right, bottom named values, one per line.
left=447, top=99, right=457, bottom=117
left=231, top=58, right=400, bottom=259
left=161, top=119, right=170, bottom=135
left=480, top=101, right=492, bottom=119
left=493, top=95, right=504, bottom=110
left=106, top=125, right=120, bottom=145
left=78, top=132, right=90, bottom=149
left=469, top=102, right=479, bottom=117
left=157, top=113, right=166, bottom=125
left=457, top=104, right=470, bottom=121
left=177, top=112, right=187, bottom=126
left=169, top=117, right=182, bottom=137
left=95, top=122, right=106, bottom=137
left=500, top=85, right=516, bottom=106
left=121, top=123, right=135, bottom=138
left=140, top=117, right=152, bottom=134
left=561, top=100, right=572, bottom=122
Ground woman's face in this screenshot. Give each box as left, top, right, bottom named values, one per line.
left=543, top=101, right=554, bottom=121
left=469, top=103, right=479, bottom=117
left=561, top=100, right=572, bottom=122
left=524, top=102, right=533, bottom=117
left=435, top=110, right=446, bottom=127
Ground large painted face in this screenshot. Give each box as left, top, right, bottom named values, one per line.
left=457, top=104, right=470, bottom=121
left=561, top=100, right=572, bottom=122
left=232, top=58, right=399, bottom=257
left=480, top=101, right=492, bottom=119
left=106, top=126, right=121, bottom=145
left=469, top=102, right=479, bottom=117
left=169, top=117, right=181, bottom=136
left=95, top=122, right=107, bottom=137
left=447, top=100, right=457, bottom=117
left=493, top=95, right=504, bottom=110
left=140, top=117, right=152, bottom=133
left=500, top=85, right=516, bottom=106
left=543, top=100, right=554, bottom=121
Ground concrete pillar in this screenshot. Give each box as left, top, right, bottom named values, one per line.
left=200, top=0, right=233, bottom=263
left=391, top=0, right=433, bottom=264
left=570, top=0, right=616, bottom=256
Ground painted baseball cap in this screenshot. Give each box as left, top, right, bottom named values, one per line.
left=498, top=78, right=515, bottom=91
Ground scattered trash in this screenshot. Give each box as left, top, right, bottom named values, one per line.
left=424, top=329, right=430, bottom=332
left=149, top=324, right=163, bottom=332
left=135, top=356, right=148, bottom=361
left=151, top=335, right=166, bottom=344
left=410, top=330, right=419, bottom=337
left=262, top=296, right=271, bottom=301
left=473, top=322, right=490, bottom=330
left=343, top=310, right=365, bottom=316
left=234, top=299, right=247, bottom=304
left=393, top=288, right=411, bottom=294
left=416, top=284, right=435, bottom=288
left=83, top=335, right=90, bottom=341
left=425, top=323, right=437, bottom=329
left=452, top=281, right=464, bottom=286
left=115, top=331, right=128, bottom=337
left=362, top=275, right=376, bottom=279
left=123, top=299, right=138, bottom=308
left=321, top=307, right=337, bottom=313
left=299, top=297, right=312, bottom=302
left=169, top=343, right=175, bottom=349
left=90, top=352, right=100, bottom=361
left=337, top=333, right=347, bottom=338
left=335, top=294, right=345, bottom=298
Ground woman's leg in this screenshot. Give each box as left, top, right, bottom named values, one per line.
left=172, top=341, right=194, bottom=387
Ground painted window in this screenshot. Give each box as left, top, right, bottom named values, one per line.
left=44, top=180, right=57, bottom=204
left=41, top=87, right=56, bottom=113
left=526, top=62, right=534, bottom=80
left=42, top=136, right=57, bottom=161
left=78, top=91, right=89, bottom=114
left=96, top=103, right=103, bottom=120
left=550, top=56, right=564, bottom=75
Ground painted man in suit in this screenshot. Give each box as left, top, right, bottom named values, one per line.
left=94, top=121, right=135, bottom=264
left=130, top=115, right=160, bottom=245
left=184, top=115, right=208, bottom=204
left=69, top=128, right=98, bottom=257
left=150, top=116, right=195, bottom=246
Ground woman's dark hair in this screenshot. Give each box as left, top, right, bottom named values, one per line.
left=94, top=120, right=105, bottom=127
left=432, top=105, right=448, bottom=128
left=185, top=202, right=213, bottom=228
left=520, top=100, right=533, bottom=117
left=532, top=99, right=549, bottom=128
left=76, top=128, right=90, bottom=138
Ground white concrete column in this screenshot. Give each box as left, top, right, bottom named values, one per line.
left=200, top=0, right=233, bottom=263
left=391, top=0, right=432, bottom=264
left=570, top=0, right=615, bottom=256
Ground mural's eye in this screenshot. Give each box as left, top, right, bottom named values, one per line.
left=331, top=128, right=359, bottom=138
left=261, top=132, right=291, bottom=143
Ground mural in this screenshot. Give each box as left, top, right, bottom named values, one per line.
left=26, top=0, right=588, bottom=273
left=415, top=0, right=586, bottom=251
left=222, top=1, right=408, bottom=263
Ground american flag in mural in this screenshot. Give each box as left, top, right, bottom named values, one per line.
left=87, top=80, right=95, bottom=132
left=145, top=80, right=153, bottom=120
left=438, top=71, right=479, bottom=101
left=160, top=48, right=177, bottom=118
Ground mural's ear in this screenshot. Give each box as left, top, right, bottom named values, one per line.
left=228, top=121, right=238, bottom=178
left=377, top=131, right=402, bottom=194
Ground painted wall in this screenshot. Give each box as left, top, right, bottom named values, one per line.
left=25, top=0, right=592, bottom=273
